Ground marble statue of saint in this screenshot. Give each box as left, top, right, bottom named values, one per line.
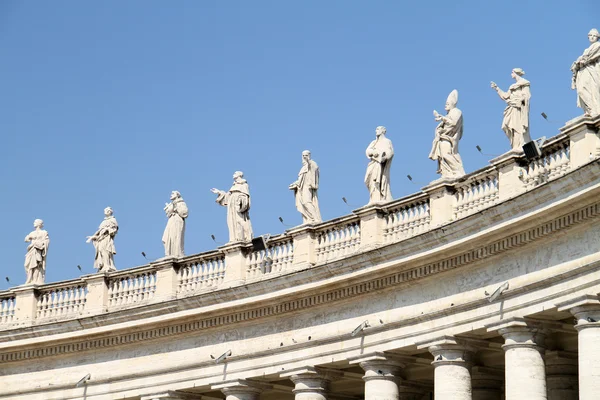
left=289, top=150, right=322, bottom=224
left=86, top=207, right=118, bottom=272
left=162, top=191, right=188, bottom=258
left=364, top=126, right=394, bottom=204
left=571, top=28, right=600, bottom=117
left=211, top=171, right=253, bottom=243
left=491, top=68, right=532, bottom=150
left=24, top=219, right=49, bottom=285
left=429, top=89, right=465, bottom=179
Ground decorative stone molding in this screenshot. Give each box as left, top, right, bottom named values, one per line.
left=211, top=379, right=272, bottom=400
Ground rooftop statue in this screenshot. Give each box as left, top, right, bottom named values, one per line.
left=571, top=28, right=600, bottom=117
left=429, top=89, right=465, bottom=180
left=162, top=191, right=188, bottom=258
left=24, top=219, right=49, bottom=285
left=86, top=207, right=118, bottom=272
left=211, top=171, right=253, bottom=243
left=289, top=150, right=322, bottom=225
left=491, top=68, right=532, bottom=150
left=365, top=126, right=394, bottom=204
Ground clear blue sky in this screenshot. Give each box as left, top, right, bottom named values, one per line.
left=0, top=1, right=597, bottom=289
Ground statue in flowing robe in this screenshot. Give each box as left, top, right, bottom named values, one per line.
left=491, top=68, right=532, bottom=150
left=211, top=171, right=253, bottom=243
left=289, top=150, right=322, bottom=224
left=364, top=126, right=394, bottom=204
left=162, top=191, right=188, bottom=258
left=86, top=207, right=118, bottom=272
left=429, top=90, right=465, bottom=179
left=571, top=28, right=600, bottom=117
left=24, top=219, right=49, bottom=285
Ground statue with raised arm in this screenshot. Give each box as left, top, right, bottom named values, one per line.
left=211, top=171, right=253, bottom=243
left=491, top=68, right=532, bottom=150
left=571, top=28, right=600, bottom=117
left=429, top=89, right=465, bottom=179
left=24, top=219, right=49, bottom=285
left=365, top=126, right=394, bottom=204
left=162, top=191, right=188, bottom=258
left=86, top=207, right=118, bottom=272
left=289, top=150, right=322, bottom=225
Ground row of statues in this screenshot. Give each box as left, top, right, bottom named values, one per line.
left=20, top=29, right=600, bottom=285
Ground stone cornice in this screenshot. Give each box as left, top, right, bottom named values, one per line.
left=0, top=161, right=599, bottom=364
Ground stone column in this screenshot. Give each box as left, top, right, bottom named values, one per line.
left=219, top=243, right=251, bottom=287
left=212, top=379, right=272, bottom=400
left=348, top=352, right=406, bottom=400
left=545, top=351, right=578, bottom=400
left=353, top=203, right=386, bottom=249
left=490, top=151, right=527, bottom=202
left=418, top=336, right=475, bottom=400
left=557, top=295, right=600, bottom=400
left=280, top=366, right=342, bottom=400
left=487, top=318, right=547, bottom=400
left=81, top=273, right=109, bottom=315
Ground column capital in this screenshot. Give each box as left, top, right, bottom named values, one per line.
left=486, top=317, right=547, bottom=351
left=557, top=294, right=600, bottom=331
left=281, top=366, right=342, bottom=397
left=140, top=391, right=201, bottom=400
left=280, top=365, right=343, bottom=381
left=348, top=352, right=406, bottom=383
left=416, top=335, right=476, bottom=367
left=211, top=379, right=272, bottom=398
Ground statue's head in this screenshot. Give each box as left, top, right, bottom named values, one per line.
left=302, top=150, right=311, bottom=162
left=170, top=191, right=181, bottom=201
left=233, top=171, right=244, bottom=181
left=33, top=219, right=44, bottom=229
left=375, top=126, right=387, bottom=137
left=104, top=207, right=113, bottom=217
left=589, top=28, right=599, bottom=43
left=511, top=68, right=525, bottom=79
left=445, top=90, right=459, bottom=111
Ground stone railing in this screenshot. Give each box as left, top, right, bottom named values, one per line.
left=107, top=267, right=157, bottom=309
left=1, top=115, right=598, bottom=329
left=0, top=292, right=16, bottom=324
left=315, top=215, right=361, bottom=263
left=454, top=167, right=500, bottom=220
left=382, top=194, right=431, bottom=243
left=178, top=251, right=226, bottom=294
left=247, top=234, right=294, bottom=279
left=36, top=279, right=87, bottom=320
left=520, top=138, right=571, bottom=190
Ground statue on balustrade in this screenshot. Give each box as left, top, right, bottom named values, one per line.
left=491, top=68, right=532, bottom=150
left=24, top=219, right=49, bottom=285
left=289, top=150, right=322, bottom=225
left=86, top=207, right=118, bottom=272
left=162, top=191, right=188, bottom=258
left=429, top=89, right=465, bottom=180
left=365, top=126, right=394, bottom=204
left=211, top=171, right=253, bottom=243
left=571, top=28, right=600, bottom=117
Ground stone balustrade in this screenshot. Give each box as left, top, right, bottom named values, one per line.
left=0, top=115, right=598, bottom=330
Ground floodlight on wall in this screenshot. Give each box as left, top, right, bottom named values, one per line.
left=485, top=282, right=510, bottom=303
left=75, top=373, right=91, bottom=388
left=351, top=320, right=370, bottom=337
left=522, top=137, right=546, bottom=160
left=214, top=350, right=232, bottom=364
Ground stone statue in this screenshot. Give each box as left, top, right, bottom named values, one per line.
left=429, top=90, right=465, bottom=179
left=365, top=126, right=394, bottom=204
left=211, top=171, right=253, bottom=243
left=24, top=219, right=49, bottom=285
left=162, top=191, right=188, bottom=258
left=491, top=68, right=532, bottom=150
left=86, top=207, right=118, bottom=272
left=571, top=28, right=600, bottom=117
left=289, top=150, right=322, bottom=225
